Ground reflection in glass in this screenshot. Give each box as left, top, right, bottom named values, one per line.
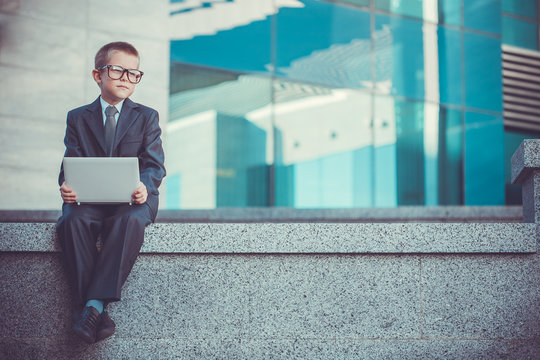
left=464, top=0, right=501, bottom=34
left=464, top=112, right=504, bottom=205
left=502, top=0, right=537, bottom=19
left=439, top=0, right=461, bottom=26
left=464, top=32, right=502, bottom=112
left=438, top=107, right=462, bottom=205
left=275, top=1, right=371, bottom=89
left=502, top=16, right=538, bottom=50
left=375, top=0, right=425, bottom=21
left=375, top=14, right=425, bottom=99
left=274, top=83, right=372, bottom=208
left=438, top=26, right=462, bottom=106
left=167, top=65, right=272, bottom=208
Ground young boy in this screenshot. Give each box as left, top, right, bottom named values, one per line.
left=56, top=41, right=166, bottom=344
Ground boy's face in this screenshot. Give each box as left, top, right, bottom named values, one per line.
left=92, top=50, right=140, bottom=105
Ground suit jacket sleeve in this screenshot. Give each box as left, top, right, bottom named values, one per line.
left=58, top=111, right=83, bottom=186
left=139, top=110, right=166, bottom=195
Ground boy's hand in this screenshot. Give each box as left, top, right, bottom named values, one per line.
left=60, top=182, right=77, bottom=203
left=132, top=182, right=148, bottom=204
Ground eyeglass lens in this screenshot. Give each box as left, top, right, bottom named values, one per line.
left=107, top=65, right=143, bottom=83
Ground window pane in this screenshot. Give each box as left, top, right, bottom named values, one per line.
left=375, top=14, right=425, bottom=99
left=502, top=0, right=537, bottom=19
left=338, top=0, right=370, bottom=6
left=167, top=67, right=272, bottom=208
left=464, top=0, right=501, bottom=34
left=170, top=2, right=273, bottom=73
left=464, top=32, right=502, bottom=112
left=502, top=16, right=538, bottom=50
left=464, top=112, right=504, bottom=205
left=375, top=0, right=424, bottom=20
left=274, top=84, right=372, bottom=208
left=438, top=107, right=463, bottom=205
left=275, top=1, right=371, bottom=89
left=439, top=0, right=461, bottom=26
left=438, top=26, right=462, bottom=106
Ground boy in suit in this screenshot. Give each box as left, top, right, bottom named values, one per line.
left=56, top=41, right=166, bottom=344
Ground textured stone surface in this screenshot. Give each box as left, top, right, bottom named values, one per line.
left=1, top=219, right=539, bottom=358
left=0, top=253, right=71, bottom=338
left=421, top=255, right=540, bottom=339
left=1, top=222, right=536, bottom=253
left=2, top=337, right=539, bottom=359
left=0, top=206, right=524, bottom=223
left=511, top=139, right=540, bottom=184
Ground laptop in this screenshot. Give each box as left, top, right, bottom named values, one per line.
left=63, top=157, right=140, bottom=205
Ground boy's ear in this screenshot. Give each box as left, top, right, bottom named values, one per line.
left=92, top=69, right=102, bottom=84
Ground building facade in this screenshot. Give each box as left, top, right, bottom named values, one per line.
left=167, top=0, right=540, bottom=209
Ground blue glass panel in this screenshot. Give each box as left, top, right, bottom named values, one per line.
left=502, top=16, right=538, bottom=50
left=168, top=67, right=272, bottom=208
left=165, top=173, right=181, bottom=209
left=438, top=108, right=463, bottom=205
left=438, top=26, right=462, bottom=106
left=339, top=0, right=370, bottom=6
left=274, top=84, right=372, bottom=208
left=170, top=13, right=271, bottom=73
left=502, top=0, right=537, bottom=19
left=375, top=14, right=425, bottom=99
left=375, top=0, right=423, bottom=19
left=464, top=112, right=504, bottom=205
left=275, top=1, right=371, bottom=88
left=464, top=32, right=502, bottom=111
left=464, top=0, right=501, bottom=34
left=439, top=0, right=461, bottom=26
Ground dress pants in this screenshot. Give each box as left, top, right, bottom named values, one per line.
left=56, top=202, right=152, bottom=306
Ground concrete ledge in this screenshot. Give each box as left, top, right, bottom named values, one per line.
left=0, top=222, right=537, bottom=254
left=511, top=139, right=540, bottom=184
left=0, top=206, right=524, bottom=223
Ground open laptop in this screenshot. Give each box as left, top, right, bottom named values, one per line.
left=63, top=157, right=140, bottom=205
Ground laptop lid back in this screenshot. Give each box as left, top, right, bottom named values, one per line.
left=63, top=157, right=139, bottom=204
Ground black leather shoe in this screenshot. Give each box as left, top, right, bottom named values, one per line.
left=96, top=310, right=116, bottom=342
left=72, top=306, right=101, bottom=344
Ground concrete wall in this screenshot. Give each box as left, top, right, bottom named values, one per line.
left=1, top=222, right=539, bottom=359
left=0, top=0, right=170, bottom=209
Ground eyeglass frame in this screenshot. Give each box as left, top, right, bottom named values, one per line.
left=98, top=64, right=144, bottom=84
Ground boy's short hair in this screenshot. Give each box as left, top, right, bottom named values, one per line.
left=94, top=41, right=140, bottom=69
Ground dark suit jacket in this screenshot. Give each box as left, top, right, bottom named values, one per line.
left=58, top=97, right=166, bottom=221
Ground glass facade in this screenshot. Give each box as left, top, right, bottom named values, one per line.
left=167, top=0, right=540, bottom=209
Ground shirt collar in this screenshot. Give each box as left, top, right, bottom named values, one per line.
left=100, top=96, right=125, bottom=116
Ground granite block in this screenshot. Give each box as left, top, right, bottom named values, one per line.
left=105, top=255, right=171, bottom=339
left=511, top=139, right=540, bottom=184
left=0, top=337, right=161, bottom=360
left=1, top=222, right=537, bottom=254
left=2, top=338, right=539, bottom=360
left=421, top=255, right=540, bottom=339
left=244, top=255, right=421, bottom=339
left=0, top=223, right=58, bottom=252
left=0, top=207, right=525, bottom=223
left=161, top=255, right=251, bottom=338
left=0, top=254, right=71, bottom=337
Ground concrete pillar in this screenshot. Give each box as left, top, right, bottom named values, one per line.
left=511, top=139, right=540, bottom=223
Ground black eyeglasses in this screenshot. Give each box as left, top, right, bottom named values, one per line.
left=98, top=65, right=144, bottom=84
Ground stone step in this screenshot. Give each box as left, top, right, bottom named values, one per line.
left=1, top=220, right=539, bottom=359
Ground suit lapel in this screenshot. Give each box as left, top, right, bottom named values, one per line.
left=84, top=97, right=108, bottom=155
left=113, top=98, right=139, bottom=152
